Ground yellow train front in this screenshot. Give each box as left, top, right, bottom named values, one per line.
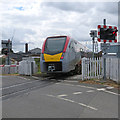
left=40, top=35, right=82, bottom=73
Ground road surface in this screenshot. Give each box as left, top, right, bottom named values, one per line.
left=1, top=75, right=119, bottom=118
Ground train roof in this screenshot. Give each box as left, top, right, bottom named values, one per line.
left=46, top=35, right=69, bottom=39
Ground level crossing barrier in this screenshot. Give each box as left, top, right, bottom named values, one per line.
left=0, top=65, right=19, bottom=74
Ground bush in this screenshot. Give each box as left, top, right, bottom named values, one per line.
left=0, top=57, right=5, bottom=65
left=34, top=58, right=41, bottom=73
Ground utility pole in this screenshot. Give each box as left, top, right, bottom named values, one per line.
left=90, top=30, right=97, bottom=60
left=103, top=19, right=106, bottom=81
left=92, top=37, right=95, bottom=60
left=7, top=39, right=10, bottom=65
left=95, top=41, right=98, bottom=53
left=90, top=30, right=97, bottom=77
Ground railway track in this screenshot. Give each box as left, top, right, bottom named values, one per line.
left=1, top=77, right=56, bottom=100
left=1, top=73, right=81, bottom=100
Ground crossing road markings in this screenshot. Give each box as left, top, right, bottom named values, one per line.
left=46, top=94, right=98, bottom=111
left=59, top=97, right=74, bottom=103
left=97, top=88, right=106, bottom=91
left=104, top=90, right=119, bottom=96
left=73, top=92, right=82, bottom=95
left=32, top=76, right=40, bottom=79
left=76, top=85, right=96, bottom=90
left=18, top=76, right=31, bottom=81
left=55, top=83, right=119, bottom=96
left=106, top=87, right=114, bottom=89
left=97, top=88, right=120, bottom=96
left=57, top=94, right=68, bottom=98
left=55, top=83, right=75, bottom=86
left=86, top=90, right=94, bottom=93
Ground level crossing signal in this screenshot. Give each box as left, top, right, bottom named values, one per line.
left=2, top=48, right=8, bottom=55
left=97, top=25, right=118, bottom=43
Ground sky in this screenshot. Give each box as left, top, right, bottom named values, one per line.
left=0, top=0, right=119, bottom=52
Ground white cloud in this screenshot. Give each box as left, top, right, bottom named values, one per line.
left=0, top=1, right=118, bottom=52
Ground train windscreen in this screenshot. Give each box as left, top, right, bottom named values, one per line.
left=44, top=37, right=66, bottom=54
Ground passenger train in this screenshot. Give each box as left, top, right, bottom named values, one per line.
left=40, top=35, right=89, bottom=74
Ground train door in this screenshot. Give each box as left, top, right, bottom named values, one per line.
left=68, top=41, right=76, bottom=70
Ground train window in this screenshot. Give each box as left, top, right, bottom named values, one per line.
left=44, top=37, right=66, bottom=54
left=74, top=42, right=77, bottom=44
left=70, top=41, right=74, bottom=49
left=69, top=42, right=71, bottom=48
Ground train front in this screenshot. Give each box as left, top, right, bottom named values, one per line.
left=40, top=36, right=70, bottom=73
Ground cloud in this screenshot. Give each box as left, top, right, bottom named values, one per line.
left=95, top=2, right=118, bottom=15
left=0, top=1, right=118, bottom=52
left=41, top=2, right=96, bottom=13
left=41, top=2, right=118, bottom=15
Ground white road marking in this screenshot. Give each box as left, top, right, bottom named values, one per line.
left=32, top=76, right=40, bottom=79
left=17, top=76, right=31, bottom=81
left=73, top=92, right=82, bottom=95
left=56, top=83, right=96, bottom=90
left=97, top=88, right=119, bottom=96
left=55, top=83, right=60, bottom=85
left=76, top=85, right=96, bottom=90
left=56, top=83, right=119, bottom=96
left=0, top=80, right=40, bottom=90
left=59, top=97, right=75, bottom=103
left=57, top=94, right=68, bottom=97
left=86, top=90, right=94, bottom=93
left=106, top=87, right=114, bottom=89
left=97, top=88, right=106, bottom=91
left=104, top=90, right=119, bottom=96
left=55, top=83, right=75, bottom=86
left=46, top=94, right=55, bottom=97
left=46, top=94, right=98, bottom=111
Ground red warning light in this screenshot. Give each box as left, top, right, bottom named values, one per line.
left=109, top=40, right=112, bottom=42
left=109, top=26, right=112, bottom=29
left=113, top=31, right=115, bottom=34
left=103, top=25, right=107, bottom=28
left=114, top=40, right=117, bottom=43
left=103, top=40, right=107, bottom=43
left=98, top=38, right=101, bottom=42
left=98, top=25, right=101, bottom=29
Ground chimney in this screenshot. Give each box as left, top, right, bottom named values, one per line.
left=25, top=43, right=28, bottom=53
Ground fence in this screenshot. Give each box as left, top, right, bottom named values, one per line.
left=82, top=57, right=102, bottom=80
left=106, top=57, right=120, bottom=83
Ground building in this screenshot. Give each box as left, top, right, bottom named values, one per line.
left=28, top=48, right=41, bottom=55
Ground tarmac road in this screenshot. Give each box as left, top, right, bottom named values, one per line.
left=1, top=75, right=119, bottom=118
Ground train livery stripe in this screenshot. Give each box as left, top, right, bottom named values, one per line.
left=44, top=52, right=63, bottom=62
left=63, top=36, right=70, bottom=53
left=42, top=39, right=47, bottom=54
